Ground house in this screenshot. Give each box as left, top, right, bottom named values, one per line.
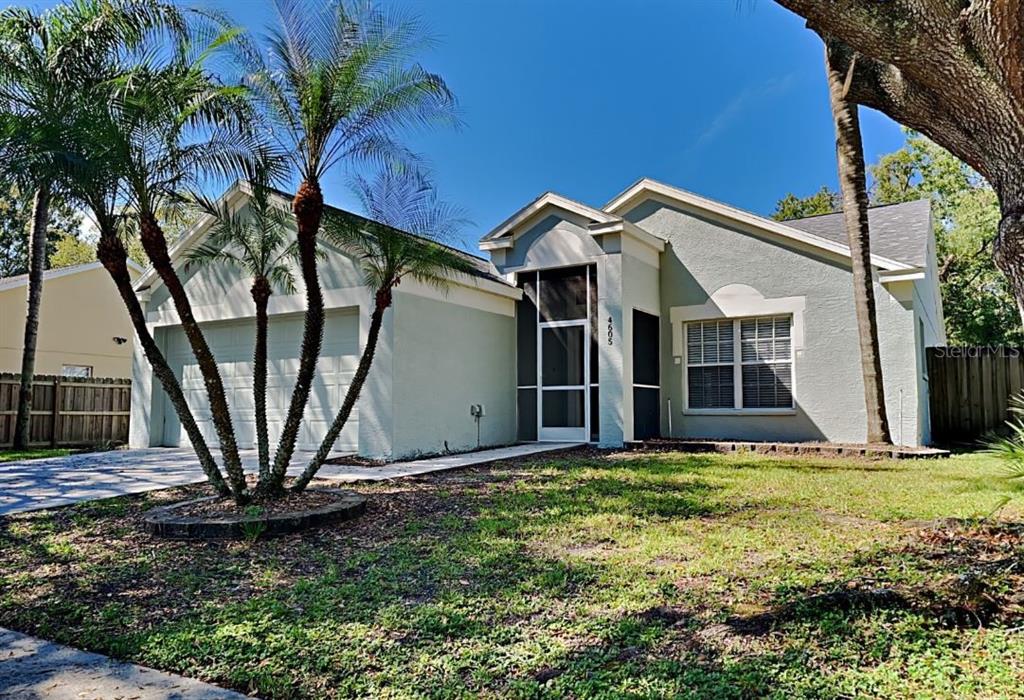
left=128, top=178, right=944, bottom=459
left=0, top=260, right=142, bottom=378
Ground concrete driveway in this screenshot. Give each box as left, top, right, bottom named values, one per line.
left=0, top=448, right=311, bottom=516
left=0, top=443, right=579, bottom=517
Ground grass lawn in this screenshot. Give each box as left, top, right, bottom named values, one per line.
left=0, top=448, right=71, bottom=462
left=2, top=449, right=1024, bottom=698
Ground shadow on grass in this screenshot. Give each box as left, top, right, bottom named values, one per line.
left=2, top=450, right=1020, bottom=698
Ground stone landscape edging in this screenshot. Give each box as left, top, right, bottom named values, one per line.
left=143, top=488, right=367, bottom=539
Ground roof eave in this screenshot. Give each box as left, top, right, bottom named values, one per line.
left=479, top=192, right=619, bottom=245
left=604, top=178, right=913, bottom=272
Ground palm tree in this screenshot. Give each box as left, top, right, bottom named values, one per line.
left=246, top=0, right=457, bottom=493
left=290, top=168, right=472, bottom=491
left=0, top=2, right=128, bottom=448
left=68, top=92, right=231, bottom=496
left=187, top=174, right=297, bottom=483
left=108, top=22, right=259, bottom=501
left=824, top=42, right=892, bottom=444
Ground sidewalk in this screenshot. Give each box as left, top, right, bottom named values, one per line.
left=0, top=627, right=249, bottom=699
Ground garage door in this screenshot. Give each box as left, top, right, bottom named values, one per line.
left=161, top=310, right=360, bottom=454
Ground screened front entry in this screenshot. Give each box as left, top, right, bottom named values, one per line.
left=516, top=265, right=598, bottom=442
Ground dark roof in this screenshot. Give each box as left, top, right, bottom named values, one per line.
left=783, top=199, right=932, bottom=268
left=265, top=185, right=509, bottom=287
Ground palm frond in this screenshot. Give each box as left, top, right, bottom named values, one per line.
left=321, top=166, right=472, bottom=298
left=244, top=0, right=456, bottom=183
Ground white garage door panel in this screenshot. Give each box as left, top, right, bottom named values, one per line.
left=162, top=311, right=360, bottom=453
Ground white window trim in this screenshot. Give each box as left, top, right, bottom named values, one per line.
left=682, top=316, right=796, bottom=415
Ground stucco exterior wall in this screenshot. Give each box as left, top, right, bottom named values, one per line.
left=385, top=290, right=516, bottom=458
left=135, top=223, right=375, bottom=451
left=499, top=213, right=605, bottom=272
left=623, top=200, right=925, bottom=446
left=388, top=290, right=517, bottom=459
left=0, top=265, right=136, bottom=377
left=133, top=199, right=519, bottom=458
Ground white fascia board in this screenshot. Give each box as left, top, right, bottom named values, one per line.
left=479, top=192, right=619, bottom=244
left=878, top=269, right=926, bottom=283
left=132, top=180, right=251, bottom=292
left=0, top=260, right=112, bottom=291
left=588, top=219, right=665, bottom=253
left=604, top=178, right=913, bottom=272
left=479, top=238, right=514, bottom=251
left=445, top=270, right=523, bottom=300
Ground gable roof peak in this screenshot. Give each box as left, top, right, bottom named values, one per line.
left=604, top=177, right=916, bottom=272
left=480, top=191, right=619, bottom=244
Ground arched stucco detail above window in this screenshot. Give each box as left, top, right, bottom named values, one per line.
left=668, top=283, right=806, bottom=357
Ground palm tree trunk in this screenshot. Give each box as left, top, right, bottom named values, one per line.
left=292, top=286, right=390, bottom=492
left=265, top=179, right=325, bottom=494
left=12, top=183, right=51, bottom=450
left=96, top=234, right=230, bottom=496
left=825, top=44, right=892, bottom=445
left=251, top=278, right=271, bottom=486
left=138, top=211, right=248, bottom=501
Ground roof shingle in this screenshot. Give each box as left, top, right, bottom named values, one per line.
left=783, top=199, right=931, bottom=268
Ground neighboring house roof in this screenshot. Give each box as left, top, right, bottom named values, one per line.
left=603, top=178, right=917, bottom=272
left=133, top=181, right=512, bottom=294
left=0, top=259, right=144, bottom=293
left=783, top=199, right=932, bottom=269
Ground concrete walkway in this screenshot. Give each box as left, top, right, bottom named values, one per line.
left=319, top=442, right=582, bottom=482
left=0, top=443, right=581, bottom=516
left=0, top=627, right=248, bottom=699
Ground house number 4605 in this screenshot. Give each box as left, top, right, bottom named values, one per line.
left=607, top=317, right=614, bottom=345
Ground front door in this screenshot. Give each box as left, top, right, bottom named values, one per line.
left=539, top=320, right=588, bottom=441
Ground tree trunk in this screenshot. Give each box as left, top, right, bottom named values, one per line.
left=292, top=286, right=391, bottom=492
left=138, top=211, right=247, bottom=502
left=12, top=184, right=51, bottom=450
left=251, top=277, right=271, bottom=486
left=994, top=207, right=1024, bottom=328
left=265, top=179, right=325, bottom=494
left=96, top=234, right=230, bottom=496
left=825, top=45, right=893, bottom=445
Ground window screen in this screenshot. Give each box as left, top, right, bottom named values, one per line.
left=686, top=320, right=734, bottom=409
left=740, top=317, right=793, bottom=409
left=685, top=316, right=793, bottom=410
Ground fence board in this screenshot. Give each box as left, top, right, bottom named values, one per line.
left=0, top=373, right=130, bottom=448
left=928, top=347, right=1024, bottom=445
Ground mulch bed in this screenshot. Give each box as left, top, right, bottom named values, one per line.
left=173, top=489, right=342, bottom=518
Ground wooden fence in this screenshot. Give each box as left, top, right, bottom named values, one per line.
left=0, top=373, right=131, bottom=448
left=927, top=347, right=1024, bottom=445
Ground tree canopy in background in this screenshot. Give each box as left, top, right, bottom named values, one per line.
left=0, top=181, right=82, bottom=277
left=772, top=186, right=840, bottom=222
left=773, top=130, right=1020, bottom=346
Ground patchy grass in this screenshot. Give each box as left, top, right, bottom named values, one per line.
left=0, top=448, right=71, bottom=462
left=2, top=449, right=1024, bottom=698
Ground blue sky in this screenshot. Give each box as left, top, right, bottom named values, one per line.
left=35, top=0, right=908, bottom=250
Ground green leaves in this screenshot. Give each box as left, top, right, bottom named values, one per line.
left=321, top=166, right=474, bottom=301
left=187, top=173, right=297, bottom=297
left=246, top=0, right=457, bottom=182
left=773, top=129, right=1021, bottom=346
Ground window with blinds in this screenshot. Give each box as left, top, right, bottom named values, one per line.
left=685, top=316, right=793, bottom=410
left=686, top=320, right=734, bottom=409
left=740, top=317, right=792, bottom=408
